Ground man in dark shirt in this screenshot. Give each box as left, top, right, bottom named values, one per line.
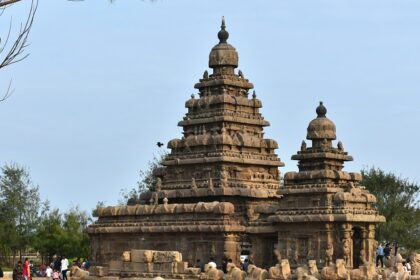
left=384, top=243, right=391, bottom=259
left=53, top=257, right=61, bottom=272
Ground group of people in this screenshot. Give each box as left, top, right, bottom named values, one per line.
left=11, top=256, right=91, bottom=280
left=376, top=242, right=411, bottom=273
left=12, top=258, right=33, bottom=280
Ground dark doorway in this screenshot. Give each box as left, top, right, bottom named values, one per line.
left=352, top=227, right=362, bottom=268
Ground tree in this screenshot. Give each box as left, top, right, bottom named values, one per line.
left=119, top=152, right=167, bottom=205
left=0, top=163, right=41, bottom=265
left=61, top=206, right=90, bottom=258
left=33, top=207, right=64, bottom=264
left=34, top=206, right=91, bottom=262
left=361, top=167, right=420, bottom=251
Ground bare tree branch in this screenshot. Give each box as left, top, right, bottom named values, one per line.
left=0, top=0, right=22, bottom=9
left=0, top=0, right=37, bottom=101
left=0, top=0, right=38, bottom=69
left=0, top=79, right=14, bottom=101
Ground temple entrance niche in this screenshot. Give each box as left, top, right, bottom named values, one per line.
left=352, top=227, right=362, bottom=268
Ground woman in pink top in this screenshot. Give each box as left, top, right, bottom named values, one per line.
left=23, top=258, right=30, bottom=280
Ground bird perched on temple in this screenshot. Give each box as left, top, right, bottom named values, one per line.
left=157, top=142, right=164, bottom=147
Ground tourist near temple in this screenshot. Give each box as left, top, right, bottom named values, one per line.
left=88, top=19, right=385, bottom=270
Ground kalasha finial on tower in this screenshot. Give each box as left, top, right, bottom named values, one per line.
left=218, top=16, right=229, bottom=43
left=316, top=101, right=327, bottom=118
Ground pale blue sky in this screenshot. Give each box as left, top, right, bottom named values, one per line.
left=1, top=0, right=419, bottom=212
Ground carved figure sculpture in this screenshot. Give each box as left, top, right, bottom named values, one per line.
left=143, top=250, right=154, bottom=263
left=341, top=239, right=350, bottom=267
left=121, top=251, right=131, bottom=262
left=411, top=253, right=420, bottom=275
left=325, top=243, right=334, bottom=267
left=304, top=273, right=319, bottom=280
left=268, top=259, right=291, bottom=280
left=226, top=263, right=246, bottom=280
left=321, top=259, right=348, bottom=280
left=247, top=264, right=268, bottom=280
left=337, top=141, right=344, bottom=151
left=389, top=263, right=410, bottom=280
left=201, top=267, right=224, bottom=280
left=70, top=266, right=89, bottom=279
left=296, top=260, right=320, bottom=280
left=359, top=247, right=367, bottom=266
left=191, top=178, right=199, bottom=194
left=301, top=140, right=307, bottom=152
left=348, top=263, right=377, bottom=280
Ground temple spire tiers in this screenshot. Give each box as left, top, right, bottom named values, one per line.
left=156, top=18, right=284, bottom=203
left=269, top=102, right=385, bottom=269
left=287, top=101, right=356, bottom=184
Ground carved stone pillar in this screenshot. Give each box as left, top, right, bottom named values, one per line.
left=368, top=225, right=377, bottom=263
left=340, top=224, right=352, bottom=268
left=224, top=234, right=240, bottom=264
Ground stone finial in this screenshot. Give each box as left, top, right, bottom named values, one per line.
left=337, top=141, right=344, bottom=151
left=301, top=140, right=307, bottom=151
left=316, top=101, right=327, bottom=118
left=252, top=90, right=256, bottom=99
left=238, top=70, right=244, bottom=78
left=203, top=70, right=209, bottom=79
left=307, top=102, right=336, bottom=140
left=218, top=16, right=229, bottom=43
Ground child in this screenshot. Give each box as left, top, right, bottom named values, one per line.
left=52, top=270, right=60, bottom=280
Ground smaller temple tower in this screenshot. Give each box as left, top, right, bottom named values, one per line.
left=268, top=102, right=385, bottom=269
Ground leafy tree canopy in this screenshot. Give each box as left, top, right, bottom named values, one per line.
left=361, top=167, right=420, bottom=251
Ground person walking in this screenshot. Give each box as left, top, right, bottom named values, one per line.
left=61, top=256, right=69, bottom=280
left=376, top=243, right=384, bottom=267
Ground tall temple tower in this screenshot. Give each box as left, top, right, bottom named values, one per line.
left=268, top=102, right=385, bottom=268
left=90, top=19, right=284, bottom=267
left=146, top=17, right=284, bottom=204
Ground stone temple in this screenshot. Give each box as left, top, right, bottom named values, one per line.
left=88, top=19, right=385, bottom=270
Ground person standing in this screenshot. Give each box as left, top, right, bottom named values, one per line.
left=376, top=243, right=384, bottom=267
left=23, top=258, right=30, bottom=280
left=53, top=257, right=61, bottom=272
left=384, top=243, right=391, bottom=260
left=61, top=256, right=69, bottom=280
left=241, top=259, right=249, bottom=272
left=45, top=266, right=53, bottom=279
left=13, top=261, right=23, bottom=280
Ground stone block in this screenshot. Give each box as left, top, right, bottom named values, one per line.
left=153, top=251, right=182, bottom=263
left=100, top=277, right=120, bottom=280
left=153, top=262, right=173, bottom=272
left=108, top=260, right=123, bottom=275
left=89, top=266, right=108, bottom=277
left=109, top=260, right=123, bottom=270
left=131, top=249, right=153, bottom=263
left=174, top=261, right=188, bottom=274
